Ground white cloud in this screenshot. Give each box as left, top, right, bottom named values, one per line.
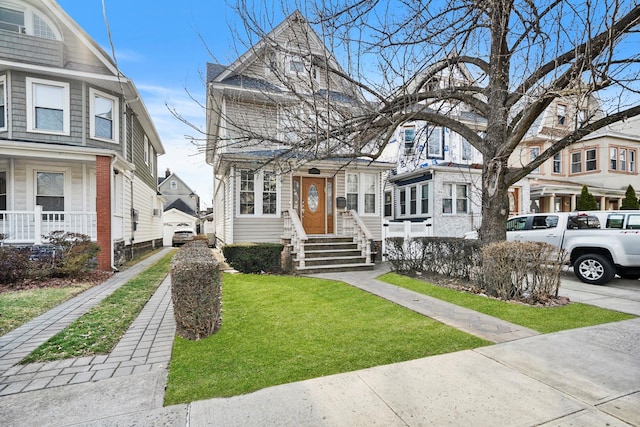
left=136, top=83, right=213, bottom=208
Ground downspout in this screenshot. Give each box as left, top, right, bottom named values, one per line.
left=110, top=155, right=119, bottom=272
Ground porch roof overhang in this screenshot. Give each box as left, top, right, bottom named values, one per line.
left=217, top=149, right=396, bottom=174
left=388, top=162, right=482, bottom=184
left=0, top=140, right=133, bottom=171
left=530, top=179, right=626, bottom=198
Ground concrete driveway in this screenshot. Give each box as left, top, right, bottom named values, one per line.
left=559, top=268, right=640, bottom=315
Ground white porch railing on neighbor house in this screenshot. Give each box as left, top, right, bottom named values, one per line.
left=340, top=210, right=372, bottom=263
left=383, top=219, right=433, bottom=240
left=0, top=206, right=97, bottom=245
left=282, top=208, right=309, bottom=267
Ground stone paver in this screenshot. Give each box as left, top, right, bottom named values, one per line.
left=0, top=248, right=175, bottom=396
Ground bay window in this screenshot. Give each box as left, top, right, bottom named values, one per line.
left=346, top=172, right=377, bottom=215
left=238, top=169, right=279, bottom=216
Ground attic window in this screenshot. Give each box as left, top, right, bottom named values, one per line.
left=0, top=6, right=24, bottom=33
left=289, top=59, right=305, bottom=73
left=170, top=180, right=177, bottom=190
left=0, top=5, right=59, bottom=40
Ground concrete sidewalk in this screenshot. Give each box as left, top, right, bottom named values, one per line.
left=1, top=260, right=639, bottom=426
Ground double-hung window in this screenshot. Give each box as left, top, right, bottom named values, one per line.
left=346, top=172, right=377, bottom=215
left=263, top=172, right=277, bottom=215
left=571, top=152, right=582, bottom=173
left=530, top=146, right=541, bottom=173
left=238, top=169, right=279, bottom=216
left=346, top=173, right=359, bottom=211
left=36, top=171, right=64, bottom=212
left=90, top=88, right=118, bottom=142
left=461, top=137, right=472, bottom=161
left=442, top=183, right=468, bottom=214
left=396, top=183, right=430, bottom=218
left=0, top=76, right=5, bottom=129
left=553, top=153, right=562, bottom=174
left=26, top=78, right=70, bottom=134
left=403, top=127, right=415, bottom=155
left=427, top=126, right=444, bottom=159
left=585, top=148, right=597, bottom=171
left=557, top=104, right=567, bottom=126
left=239, top=170, right=255, bottom=214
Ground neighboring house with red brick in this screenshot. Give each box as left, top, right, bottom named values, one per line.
left=0, top=0, right=165, bottom=269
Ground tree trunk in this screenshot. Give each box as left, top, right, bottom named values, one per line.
left=479, top=156, right=510, bottom=244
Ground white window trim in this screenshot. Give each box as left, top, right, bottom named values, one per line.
left=143, top=135, right=149, bottom=165
left=442, top=183, right=469, bottom=215
left=89, top=88, right=119, bottom=143
left=26, top=77, right=70, bottom=135
left=396, top=182, right=430, bottom=219
left=0, top=75, right=6, bottom=131
left=346, top=172, right=378, bottom=216
left=26, top=165, right=71, bottom=211
left=236, top=169, right=281, bottom=217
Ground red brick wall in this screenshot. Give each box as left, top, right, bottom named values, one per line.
left=96, top=156, right=112, bottom=270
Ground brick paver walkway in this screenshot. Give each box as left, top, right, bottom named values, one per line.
left=0, top=248, right=175, bottom=396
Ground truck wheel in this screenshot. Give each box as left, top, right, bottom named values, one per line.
left=574, top=254, right=615, bottom=285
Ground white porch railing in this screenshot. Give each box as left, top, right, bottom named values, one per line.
left=340, top=210, right=373, bottom=263
left=0, top=207, right=97, bottom=244
left=282, top=208, right=308, bottom=267
left=383, top=219, right=433, bottom=239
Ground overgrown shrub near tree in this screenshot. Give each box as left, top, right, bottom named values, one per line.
left=171, top=241, right=222, bottom=340
left=621, top=185, right=639, bottom=210
left=222, top=243, right=283, bottom=274
left=481, top=241, right=566, bottom=303
left=576, top=185, right=598, bottom=210
left=385, top=237, right=566, bottom=303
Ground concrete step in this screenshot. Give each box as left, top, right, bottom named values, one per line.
left=295, top=255, right=367, bottom=267
left=294, top=263, right=375, bottom=274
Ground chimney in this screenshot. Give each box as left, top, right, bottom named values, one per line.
left=165, top=168, right=171, bottom=178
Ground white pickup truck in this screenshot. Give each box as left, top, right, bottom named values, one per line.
left=505, top=210, right=640, bottom=285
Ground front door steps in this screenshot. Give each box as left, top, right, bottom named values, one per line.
left=289, top=236, right=375, bottom=274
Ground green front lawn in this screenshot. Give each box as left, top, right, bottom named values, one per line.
left=378, top=272, right=636, bottom=333
left=164, top=273, right=490, bottom=404
left=0, top=285, right=91, bottom=336
left=21, top=251, right=174, bottom=363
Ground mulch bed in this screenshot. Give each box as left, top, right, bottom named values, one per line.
left=0, top=270, right=113, bottom=294
left=405, top=271, right=571, bottom=307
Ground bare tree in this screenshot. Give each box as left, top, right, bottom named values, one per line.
left=206, top=0, right=640, bottom=243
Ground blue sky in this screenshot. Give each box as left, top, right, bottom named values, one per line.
left=57, top=0, right=253, bottom=207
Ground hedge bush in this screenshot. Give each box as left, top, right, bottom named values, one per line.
left=0, top=247, right=29, bottom=284
left=222, top=243, right=284, bottom=274
left=385, top=237, right=481, bottom=281
left=171, top=241, right=222, bottom=340
left=481, top=241, right=566, bottom=303
left=386, top=237, right=565, bottom=303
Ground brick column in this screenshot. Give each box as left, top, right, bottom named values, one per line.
left=96, top=156, right=112, bottom=270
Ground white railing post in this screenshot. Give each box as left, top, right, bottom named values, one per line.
left=283, top=209, right=308, bottom=268
left=34, top=206, right=42, bottom=244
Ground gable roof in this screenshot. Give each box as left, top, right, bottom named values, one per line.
left=6, top=0, right=165, bottom=155
left=164, top=198, right=197, bottom=217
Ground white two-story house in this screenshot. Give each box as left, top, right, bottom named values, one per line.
left=0, top=0, right=165, bottom=269
left=384, top=64, right=531, bottom=238
left=205, top=11, right=395, bottom=272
